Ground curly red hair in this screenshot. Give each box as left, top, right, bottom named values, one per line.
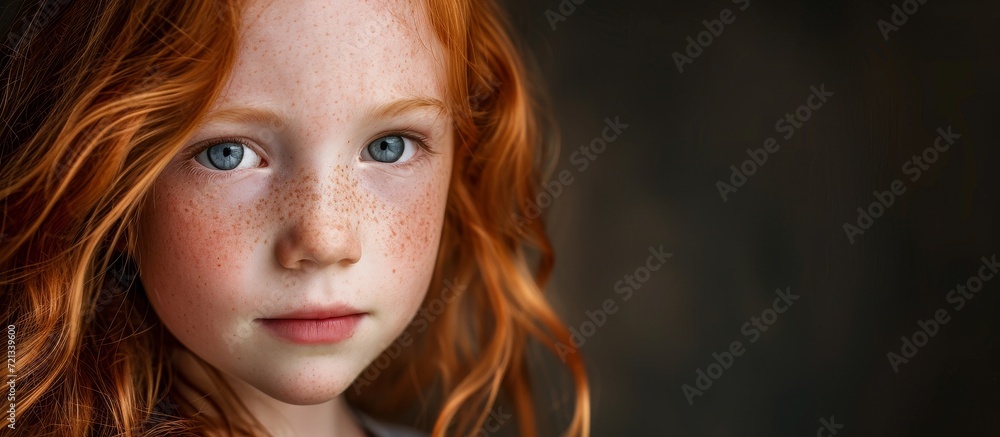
left=0, top=0, right=590, bottom=435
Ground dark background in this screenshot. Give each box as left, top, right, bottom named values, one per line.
left=502, top=0, right=1000, bottom=436
left=4, top=0, right=1000, bottom=436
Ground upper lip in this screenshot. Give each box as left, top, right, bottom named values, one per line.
left=262, top=304, right=365, bottom=320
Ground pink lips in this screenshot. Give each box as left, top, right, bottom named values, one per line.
left=259, top=305, right=365, bottom=344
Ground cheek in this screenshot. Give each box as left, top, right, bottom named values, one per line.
left=136, top=179, right=254, bottom=334
left=378, top=173, right=448, bottom=260
left=384, top=184, right=445, bottom=265
left=358, top=162, right=452, bottom=305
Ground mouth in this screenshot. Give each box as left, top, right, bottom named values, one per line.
left=258, top=305, right=366, bottom=344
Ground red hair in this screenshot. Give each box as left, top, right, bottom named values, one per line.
left=0, top=0, right=590, bottom=435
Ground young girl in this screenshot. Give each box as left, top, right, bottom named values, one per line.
left=0, top=0, right=589, bottom=436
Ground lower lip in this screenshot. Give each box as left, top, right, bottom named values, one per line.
left=259, top=314, right=364, bottom=344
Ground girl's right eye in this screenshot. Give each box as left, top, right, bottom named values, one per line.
left=193, top=140, right=263, bottom=171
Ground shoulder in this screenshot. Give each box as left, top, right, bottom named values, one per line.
left=354, top=410, right=429, bottom=437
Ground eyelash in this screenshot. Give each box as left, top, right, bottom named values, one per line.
left=378, top=129, right=439, bottom=162
left=181, top=129, right=438, bottom=180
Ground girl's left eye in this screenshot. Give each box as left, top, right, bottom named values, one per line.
left=362, top=135, right=417, bottom=164
left=193, top=141, right=262, bottom=171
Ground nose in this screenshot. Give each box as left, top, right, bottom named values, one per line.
left=273, top=173, right=362, bottom=271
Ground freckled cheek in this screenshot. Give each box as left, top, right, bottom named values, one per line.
left=138, top=184, right=254, bottom=326
left=363, top=179, right=447, bottom=328
left=374, top=175, right=450, bottom=269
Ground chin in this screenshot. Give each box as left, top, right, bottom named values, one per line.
left=245, top=370, right=357, bottom=405
left=214, top=330, right=381, bottom=400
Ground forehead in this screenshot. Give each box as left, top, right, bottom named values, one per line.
left=216, top=0, right=447, bottom=127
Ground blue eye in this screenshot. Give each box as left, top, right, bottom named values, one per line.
left=194, top=141, right=262, bottom=171
left=364, top=135, right=416, bottom=163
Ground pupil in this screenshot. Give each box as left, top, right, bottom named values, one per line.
left=223, top=147, right=231, bottom=157
left=380, top=141, right=388, bottom=150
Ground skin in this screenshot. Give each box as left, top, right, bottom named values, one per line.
left=134, top=0, right=453, bottom=435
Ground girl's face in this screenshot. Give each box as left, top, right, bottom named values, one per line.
left=135, top=0, right=452, bottom=405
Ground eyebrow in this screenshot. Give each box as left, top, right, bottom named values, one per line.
left=361, top=96, right=448, bottom=122
left=200, top=97, right=449, bottom=127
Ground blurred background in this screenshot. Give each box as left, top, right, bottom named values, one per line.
left=500, top=0, right=1000, bottom=435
